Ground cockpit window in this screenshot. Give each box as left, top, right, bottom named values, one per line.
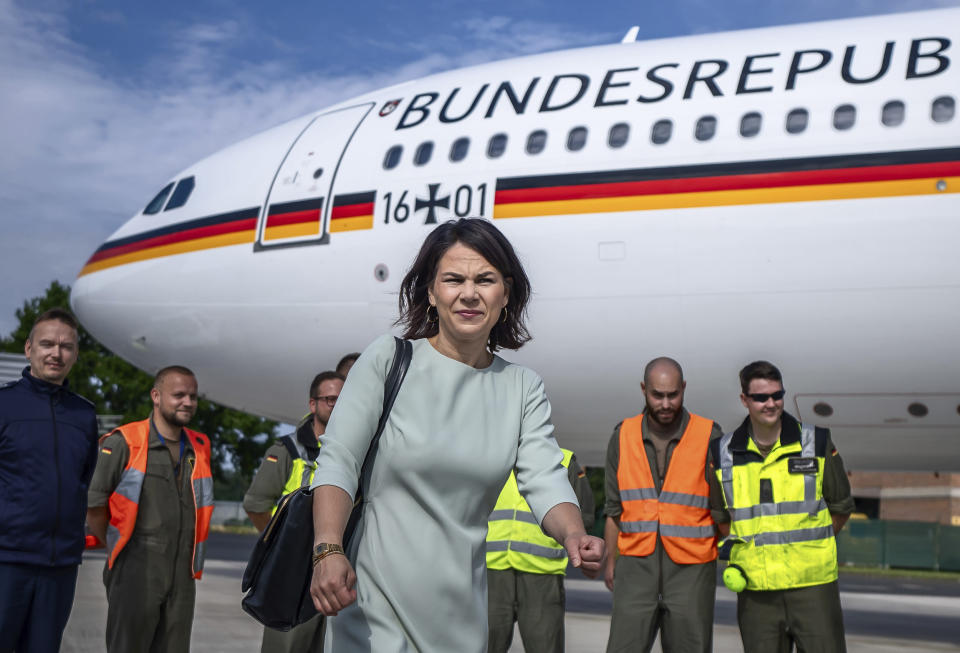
left=143, top=182, right=174, bottom=215
left=163, top=176, right=195, bottom=211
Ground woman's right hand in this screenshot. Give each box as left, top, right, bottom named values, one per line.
left=310, top=552, right=357, bottom=616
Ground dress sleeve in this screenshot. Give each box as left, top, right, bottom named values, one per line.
left=514, top=370, right=578, bottom=526
left=310, top=334, right=395, bottom=499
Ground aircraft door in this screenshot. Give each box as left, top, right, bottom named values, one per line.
left=256, top=102, right=374, bottom=249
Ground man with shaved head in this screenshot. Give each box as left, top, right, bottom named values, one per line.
left=603, top=357, right=724, bottom=652
left=87, top=366, right=214, bottom=652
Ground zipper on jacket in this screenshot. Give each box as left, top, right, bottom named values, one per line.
left=49, top=394, right=62, bottom=564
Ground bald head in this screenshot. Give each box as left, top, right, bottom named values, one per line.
left=643, top=357, right=684, bottom=385
left=641, top=357, right=685, bottom=429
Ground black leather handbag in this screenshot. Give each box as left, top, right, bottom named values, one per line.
left=241, top=337, right=412, bottom=630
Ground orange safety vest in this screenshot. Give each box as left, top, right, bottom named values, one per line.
left=103, top=419, right=214, bottom=579
left=617, top=413, right=717, bottom=564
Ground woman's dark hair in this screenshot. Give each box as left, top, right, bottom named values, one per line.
left=396, top=218, right=531, bottom=351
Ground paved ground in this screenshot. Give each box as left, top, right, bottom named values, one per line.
left=62, top=533, right=960, bottom=652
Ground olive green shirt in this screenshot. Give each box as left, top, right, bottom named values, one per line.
left=243, top=420, right=320, bottom=514
left=566, top=453, right=595, bottom=531
left=604, top=409, right=724, bottom=519
left=243, top=440, right=298, bottom=514
left=87, top=417, right=196, bottom=559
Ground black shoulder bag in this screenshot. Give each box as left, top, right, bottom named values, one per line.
left=241, top=337, right=413, bottom=630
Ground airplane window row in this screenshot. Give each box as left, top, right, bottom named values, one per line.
left=143, top=176, right=196, bottom=215
left=382, top=95, right=956, bottom=170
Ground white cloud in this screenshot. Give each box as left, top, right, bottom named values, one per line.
left=0, top=1, right=603, bottom=335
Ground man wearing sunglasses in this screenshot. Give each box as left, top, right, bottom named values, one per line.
left=244, top=370, right=344, bottom=653
left=709, top=361, right=854, bottom=653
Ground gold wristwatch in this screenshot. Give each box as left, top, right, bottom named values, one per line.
left=313, top=543, right=345, bottom=568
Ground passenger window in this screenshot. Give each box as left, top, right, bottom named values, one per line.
left=413, top=142, right=434, bottom=166
left=383, top=145, right=402, bottom=170
left=833, top=104, right=856, bottom=130
left=144, top=182, right=174, bottom=215
left=526, top=130, right=547, bottom=155
left=608, top=123, right=629, bottom=148
left=881, top=101, right=905, bottom=127
left=450, top=137, right=469, bottom=162
left=740, top=112, right=762, bottom=138
left=651, top=119, right=672, bottom=145
left=164, top=176, right=195, bottom=211
left=567, top=126, right=587, bottom=151
left=932, top=96, right=955, bottom=123
left=785, top=108, right=808, bottom=134
left=487, top=133, right=508, bottom=158
left=695, top=116, right=717, bottom=141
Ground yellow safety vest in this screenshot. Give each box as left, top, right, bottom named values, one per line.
left=714, top=421, right=837, bottom=591
left=486, top=449, right=574, bottom=575
left=270, top=435, right=318, bottom=516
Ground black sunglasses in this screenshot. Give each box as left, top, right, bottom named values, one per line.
left=746, top=389, right=786, bottom=403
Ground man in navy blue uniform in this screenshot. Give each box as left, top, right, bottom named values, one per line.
left=0, top=308, right=99, bottom=652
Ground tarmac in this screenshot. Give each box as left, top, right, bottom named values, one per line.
left=63, top=549, right=960, bottom=652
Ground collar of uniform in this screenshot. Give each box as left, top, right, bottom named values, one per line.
left=148, top=415, right=192, bottom=451
left=731, top=411, right=803, bottom=453
left=296, top=418, right=320, bottom=459
left=21, top=365, right=69, bottom=396
left=641, top=408, right=689, bottom=444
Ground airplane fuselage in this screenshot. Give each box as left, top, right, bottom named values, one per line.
left=72, top=8, right=960, bottom=469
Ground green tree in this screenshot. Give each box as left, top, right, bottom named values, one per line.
left=2, top=280, right=278, bottom=493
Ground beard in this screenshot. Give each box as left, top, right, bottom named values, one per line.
left=160, top=405, right=193, bottom=428
left=646, top=402, right=683, bottom=429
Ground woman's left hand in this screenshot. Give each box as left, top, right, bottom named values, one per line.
left=562, top=533, right=606, bottom=578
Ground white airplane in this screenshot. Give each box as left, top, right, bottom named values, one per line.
left=71, top=8, right=960, bottom=471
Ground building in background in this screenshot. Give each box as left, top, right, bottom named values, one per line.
left=850, top=471, right=960, bottom=526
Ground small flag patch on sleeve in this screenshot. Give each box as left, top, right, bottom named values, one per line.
left=577, top=470, right=586, bottom=478
left=266, top=455, right=278, bottom=463
left=101, top=447, right=112, bottom=455
left=831, top=447, right=839, bottom=456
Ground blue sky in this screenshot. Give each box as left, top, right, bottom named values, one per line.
left=1, top=0, right=957, bottom=337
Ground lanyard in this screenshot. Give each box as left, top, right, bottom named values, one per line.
left=174, top=435, right=186, bottom=478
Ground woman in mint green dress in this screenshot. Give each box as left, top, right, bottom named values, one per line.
left=309, top=218, right=605, bottom=652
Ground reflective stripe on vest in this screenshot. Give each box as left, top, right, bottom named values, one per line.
left=485, top=449, right=574, bottom=575
left=716, top=422, right=837, bottom=591
left=270, top=436, right=318, bottom=516
left=104, top=419, right=214, bottom=579
left=617, top=413, right=717, bottom=564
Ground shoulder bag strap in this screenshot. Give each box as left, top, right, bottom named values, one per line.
left=357, top=337, right=413, bottom=498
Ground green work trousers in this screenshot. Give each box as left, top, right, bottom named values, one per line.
left=103, top=542, right=196, bottom=653
left=261, top=614, right=325, bottom=653
left=737, top=580, right=846, bottom=653
left=606, top=552, right=716, bottom=653
left=487, top=567, right=565, bottom=653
